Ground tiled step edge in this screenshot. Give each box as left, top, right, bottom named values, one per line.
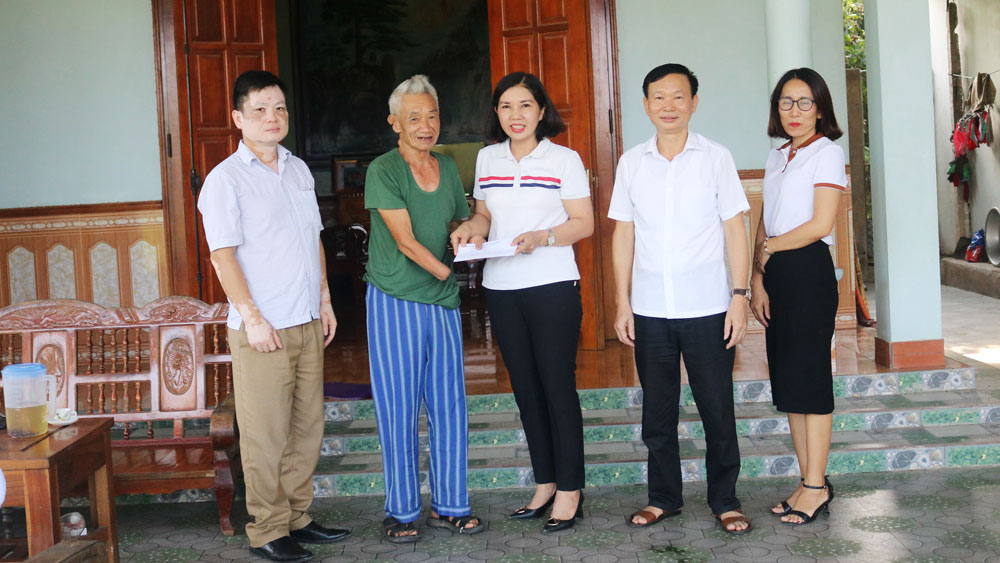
left=104, top=436, right=1000, bottom=505
left=316, top=442, right=1000, bottom=497
left=321, top=402, right=1000, bottom=455
left=325, top=366, right=976, bottom=422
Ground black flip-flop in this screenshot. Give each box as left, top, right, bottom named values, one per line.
left=427, top=514, right=484, bottom=534
left=382, top=516, right=420, bottom=543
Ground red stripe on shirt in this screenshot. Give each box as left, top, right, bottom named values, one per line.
left=479, top=176, right=515, bottom=181
left=815, top=182, right=846, bottom=191
left=520, top=176, right=561, bottom=183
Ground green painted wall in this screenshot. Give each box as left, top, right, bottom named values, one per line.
left=0, top=0, right=162, bottom=208
left=615, top=0, right=849, bottom=169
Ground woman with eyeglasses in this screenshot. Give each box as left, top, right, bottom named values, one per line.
left=750, top=68, right=844, bottom=525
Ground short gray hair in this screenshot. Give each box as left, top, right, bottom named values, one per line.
left=388, top=74, right=439, bottom=116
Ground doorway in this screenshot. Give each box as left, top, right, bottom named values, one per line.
left=154, top=0, right=623, bottom=392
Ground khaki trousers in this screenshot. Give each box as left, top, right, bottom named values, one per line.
left=229, top=319, right=324, bottom=547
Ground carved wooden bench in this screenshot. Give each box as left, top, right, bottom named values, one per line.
left=0, top=297, right=241, bottom=535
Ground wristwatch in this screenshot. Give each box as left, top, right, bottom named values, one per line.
left=732, top=288, right=749, bottom=298
left=545, top=229, right=556, bottom=247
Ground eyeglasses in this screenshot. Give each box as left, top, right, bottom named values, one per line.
left=778, top=97, right=815, bottom=111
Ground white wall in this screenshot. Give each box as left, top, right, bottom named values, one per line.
left=955, top=0, right=1000, bottom=235
left=810, top=0, right=850, bottom=157
left=0, top=0, right=162, bottom=208
left=929, top=0, right=963, bottom=253
left=615, top=0, right=849, bottom=170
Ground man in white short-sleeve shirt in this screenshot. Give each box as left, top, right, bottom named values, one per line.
left=197, top=70, right=349, bottom=561
left=609, top=64, right=752, bottom=534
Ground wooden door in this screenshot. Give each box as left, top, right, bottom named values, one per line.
left=488, top=0, right=618, bottom=350
left=156, top=0, right=278, bottom=303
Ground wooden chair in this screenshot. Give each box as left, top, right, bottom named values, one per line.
left=0, top=297, right=241, bottom=535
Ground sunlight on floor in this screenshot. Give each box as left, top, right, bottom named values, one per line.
left=947, top=344, right=1000, bottom=368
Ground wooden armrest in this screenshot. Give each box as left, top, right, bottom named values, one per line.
left=210, top=394, right=237, bottom=452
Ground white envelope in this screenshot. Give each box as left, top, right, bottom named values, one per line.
left=454, top=238, right=518, bottom=262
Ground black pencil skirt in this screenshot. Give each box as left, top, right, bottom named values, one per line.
left=762, top=240, right=839, bottom=415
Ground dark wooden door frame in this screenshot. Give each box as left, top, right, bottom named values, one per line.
left=153, top=0, right=199, bottom=299
left=588, top=0, right=623, bottom=343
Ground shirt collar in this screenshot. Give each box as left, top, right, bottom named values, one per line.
left=778, top=133, right=824, bottom=152
left=496, top=137, right=553, bottom=161
left=641, top=130, right=706, bottom=158
left=778, top=133, right=824, bottom=171
left=236, top=140, right=290, bottom=166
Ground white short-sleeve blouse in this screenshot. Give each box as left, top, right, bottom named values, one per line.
left=762, top=134, right=847, bottom=246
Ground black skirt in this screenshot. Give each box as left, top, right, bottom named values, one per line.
left=762, top=240, right=838, bottom=414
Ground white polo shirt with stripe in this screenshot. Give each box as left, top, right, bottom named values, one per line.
left=608, top=132, right=750, bottom=319
left=197, top=141, right=323, bottom=330
left=472, top=138, right=590, bottom=290
left=763, top=134, right=846, bottom=246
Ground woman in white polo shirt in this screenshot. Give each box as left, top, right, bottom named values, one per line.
left=750, top=67, right=845, bottom=526
left=450, top=72, right=594, bottom=533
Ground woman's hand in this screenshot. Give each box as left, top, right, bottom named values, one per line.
left=750, top=277, right=770, bottom=327
left=753, top=241, right=771, bottom=274
left=512, top=230, right=547, bottom=255
left=450, top=223, right=485, bottom=254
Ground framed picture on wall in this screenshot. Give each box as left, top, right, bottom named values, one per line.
left=333, top=154, right=377, bottom=192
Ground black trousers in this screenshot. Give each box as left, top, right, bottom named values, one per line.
left=485, top=281, right=585, bottom=491
left=634, top=312, right=741, bottom=515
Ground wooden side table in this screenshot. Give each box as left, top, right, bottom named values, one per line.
left=0, top=418, right=117, bottom=562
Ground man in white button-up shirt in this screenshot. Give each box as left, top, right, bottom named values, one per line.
left=609, top=64, right=752, bottom=534
left=198, top=71, right=349, bottom=562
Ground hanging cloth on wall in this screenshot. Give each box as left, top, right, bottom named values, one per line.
left=951, top=109, right=993, bottom=158
left=947, top=154, right=972, bottom=201
left=946, top=73, right=996, bottom=202
left=969, top=73, right=996, bottom=111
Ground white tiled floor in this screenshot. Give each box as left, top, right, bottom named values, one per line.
left=867, top=284, right=1000, bottom=370
left=940, top=285, right=1000, bottom=369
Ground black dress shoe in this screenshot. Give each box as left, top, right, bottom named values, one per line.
left=290, top=521, right=351, bottom=544
left=509, top=493, right=556, bottom=519
left=249, top=536, right=313, bottom=561
left=541, top=492, right=584, bottom=534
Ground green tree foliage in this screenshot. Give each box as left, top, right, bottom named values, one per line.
left=844, top=0, right=865, bottom=70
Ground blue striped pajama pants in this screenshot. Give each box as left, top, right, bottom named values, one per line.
left=366, top=284, right=470, bottom=523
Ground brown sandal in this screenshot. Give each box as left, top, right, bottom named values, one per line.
left=627, top=507, right=681, bottom=528
left=716, top=508, right=752, bottom=535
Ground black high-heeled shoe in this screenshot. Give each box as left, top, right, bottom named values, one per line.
left=509, top=493, right=555, bottom=520
left=783, top=481, right=833, bottom=525
left=771, top=478, right=804, bottom=516
left=772, top=476, right=834, bottom=516
left=541, top=492, right=584, bottom=533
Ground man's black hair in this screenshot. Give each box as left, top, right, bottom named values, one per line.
left=232, top=70, right=287, bottom=111
left=642, top=63, right=699, bottom=97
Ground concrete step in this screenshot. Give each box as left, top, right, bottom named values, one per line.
left=319, top=388, right=1000, bottom=456
left=312, top=422, right=1000, bottom=497
left=322, top=366, right=976, bottom=424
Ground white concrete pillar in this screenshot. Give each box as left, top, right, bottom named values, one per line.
left=866, top=0, right=944, bottom=368
left=764, top=0, right=813, bottom=89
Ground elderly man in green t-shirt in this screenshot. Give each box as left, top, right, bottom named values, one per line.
left=363, top=74, right=482, bottom=542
